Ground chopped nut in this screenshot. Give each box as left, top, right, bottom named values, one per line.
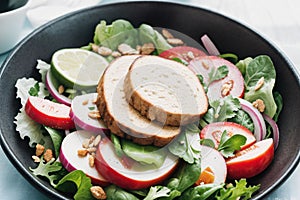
left=98, top=46, right=112, bottom=56
left=88, top=155, right=95, bottom=167
left=202, top=61, right=210, bottom=70
left=162, top=28, right=174, bottom=39
left=77, top=149, right=88, bottom=157
left=90, top=186, right=107, bottom=199
left=91, top=44, right=99, bottom=53
left=221, top=80, right=234, bottom=97
left=255, top=77, right=264, bottom=91
left=92, top=98, right=98, bottom=104
left=88, top=111, right=101, bottom=119
left=118, top=43, right=139, bottom=55
left=82, top=99, right=89, bottom=105
left=136, top=45, right=142, bottom=53
left=93, top=135, right=101, bottom=147
left=111, top=51, right=121, bottom=58
left=87, top=147, right=97, bottom=153
left=58, top=85, right=64, bottom=94
left=252, top=99, right=265, bottom=112
left=167, top=38, right=184, bottom=45
left=35, top=144, right=45, bottom=157
left=141, top=43, right=155, bottom=55
left=82, top=139, right=90, bottom=148
left=32, top=155, right=41, bottom=163
left=43, top=149, right=53, bottom=162
left=187, top=51, right=195, bottom=59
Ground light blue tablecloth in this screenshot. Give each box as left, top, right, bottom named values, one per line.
left=0, top=0, right=299, bottom=199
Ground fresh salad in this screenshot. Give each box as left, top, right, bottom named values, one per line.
left=14, top=19, right=283, bottom=200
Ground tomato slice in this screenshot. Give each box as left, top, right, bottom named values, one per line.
left=159, top=46, right=206, bottom=63
left=200, top=122, right=256, bottom=150
left=226, top=138, right=274, bottom=179
left=25, top=96, right=75, bottom=130
left=188, top=56, right=244, bottom=102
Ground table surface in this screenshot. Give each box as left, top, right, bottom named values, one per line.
left=0, top=0, right=299, bottom=199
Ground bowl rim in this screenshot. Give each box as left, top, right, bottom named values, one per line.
left=1, top=1, right=300, bottom=199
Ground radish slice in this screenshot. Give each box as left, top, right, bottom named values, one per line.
left=45, top=70, right=71, bottom=106
left=201, top=34, right=220, bottom=56
left=263, top=114, right=279, bottom=150
left=95, top=137, right=179, bottom=190
left=239, top=98, right=267, bottom=141
left=59, top=130, right=109, bottom=186
left=70, top=93, right=109, bottom=133
left=197, top=145, right=227, bottom=185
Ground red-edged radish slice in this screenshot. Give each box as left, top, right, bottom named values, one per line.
left=188, top=56, right=244, bottom=102
left=239, top=98, right=267, bottom=141
left=200, top=122, right=256, bottom=150
left=226, top=138, right=274, bottom=179
left=59, top=130, right=109, bottom=186
left=45, top=70, right=71, bottom=106
left=95, top=137, right=179, bottom=190
left=70, top=93, right=109, bottom=133
left=25, top=96, right=75, bottom=130
left=195, top=145, right=227, bottom=185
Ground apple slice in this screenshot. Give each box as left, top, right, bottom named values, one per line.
left=195, top=145, right=227, bottom=185
left=59, top=130, right=109, bottom=186
left=95, top=137, right=179, bottom=190
left=226, top=138, right=274, bottom=179
left=200, top=122, right=256, bottom=150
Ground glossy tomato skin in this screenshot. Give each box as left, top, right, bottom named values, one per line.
left=159, top=46, right=206, bottom=62
left=25, top=96, right=75, bottom=130
left=200, top=122, right=256, bottom=150
left=226, top=138, right=274, bottom=180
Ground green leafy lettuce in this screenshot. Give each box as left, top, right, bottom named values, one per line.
left=105, top=185, right=139, bottom=200
left=244, top=55, right=277, bottom=118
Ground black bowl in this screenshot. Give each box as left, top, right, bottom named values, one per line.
left=0, top=1, right=299, bottom=199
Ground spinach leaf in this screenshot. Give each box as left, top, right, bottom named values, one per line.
left=218, top=131, right=246, bottom=158
left=105, top=185, right=139, bottom=200
left=216, top=179, right=260, bottom=200
left=179, top=183, right=224, bottom=200
left=143, top=186, right=171, bottom=200
left=203, top=95, right=240, bottom=124
left=168, top=124, right=201, bottom=164
left=273, top=91, right=283, bottom=122
left=235, top=57, right=253, bottom=76
left=30, top=157, right=67, bottom=187
left=111, top=134, right=125, bottom=158
left=208, top=65, right=229, bottom=85
left=229, top=110, right=254, bottom=132
left=44, top=126, right=64, bottom=158
left=55, top=170, right=94, bottom=200
left=121, top=139, right=167, bottom=167
left=219, top=53, right=239, bottom=64
left=244, top=55, right=277, bottom=118
left=166, top=159, right=201, bottom=193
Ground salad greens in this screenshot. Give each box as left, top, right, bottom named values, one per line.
left=13, top=19, right=280, bottom=200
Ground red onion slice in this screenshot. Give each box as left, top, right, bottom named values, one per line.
left=201, top=34, right=220, bottom=56
left=239, top=98, right=267, bottom=141
left=263, top=114, right=279, bottom=150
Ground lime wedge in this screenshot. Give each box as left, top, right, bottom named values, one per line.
left=51, top=48, right=109, bottom=89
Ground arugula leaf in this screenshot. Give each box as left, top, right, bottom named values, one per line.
left=208, top=65, right=229, bottom=85
left=203, top=95, right=240, bottom=124
left=143, top=186, right=171, bottom=200
left=216, top=179, right=260, bottom=200
left=229, top=110, right=254, bottom=132
left=44, top=126, right=64, bottom=158
left=217, top=131, right=246, bottom=158
left=105, top=185, right=139, bottom=200
left=55, top=170, right=94, bottom=200
left=30, top=157, right=66, bottom=187
left=168, top=124, right=201, bottom=164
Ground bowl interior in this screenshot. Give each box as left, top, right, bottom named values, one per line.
left=0, top=2, right=299, bottom=199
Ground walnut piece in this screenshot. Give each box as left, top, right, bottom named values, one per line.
left=167, top=38, right=184, bottom=45
left=141, top=43, right=155, bottom=55
left=77, top=149, right=88, bottom=157
left=221, top=80, right=234, bottom=97
left=98, top=46, right=112, bottom=56
left=118, top=43, right=139, bottom=55
left=44, top=149, right=53, bottom=162
left=88, top=155, right=95, bottom=167
left=252, top=99, right=265, bottom=112
left=58, top=85, right=64, bottom=94
left=162, top=28, right=174, bottom=39
left=90, top=186, right=107, bottom=200
left=88, top=111, right=101, bottom=119
left=35, top=144, right=45, bottom=157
